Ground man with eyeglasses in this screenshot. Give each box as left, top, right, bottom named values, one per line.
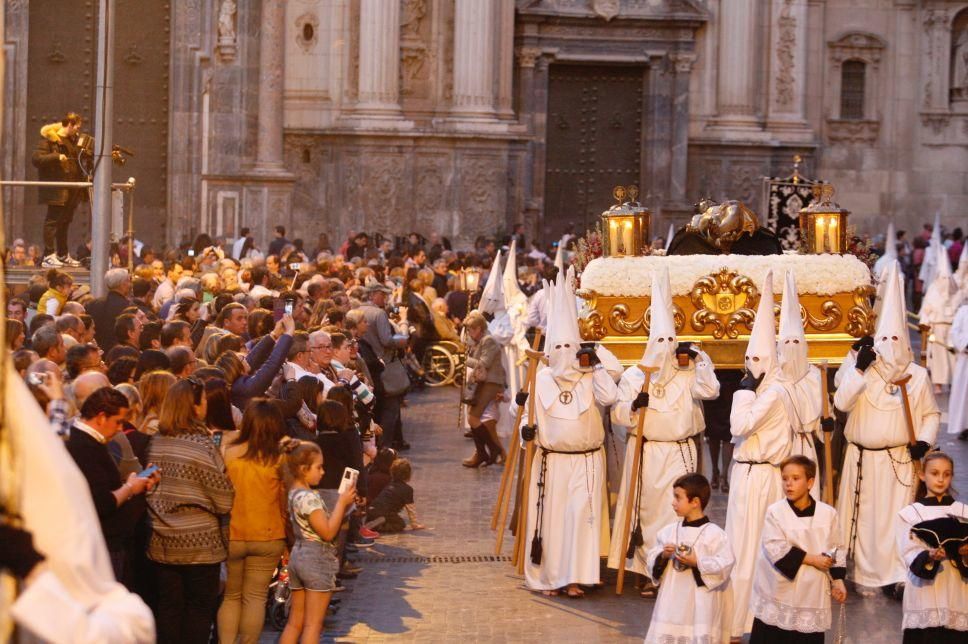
left=283, top=331, right=336, bottom=392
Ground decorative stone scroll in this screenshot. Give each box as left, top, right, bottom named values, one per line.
left=217, top=0, right=238, bottom=62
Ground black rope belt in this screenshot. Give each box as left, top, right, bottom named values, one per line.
left=846, top=441, right=911, bottom=562
left=539, top=445, right=602, bottom=456
left=735, top=459, right=777, bottom=475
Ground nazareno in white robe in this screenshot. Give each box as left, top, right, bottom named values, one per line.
left=833, top=362, right=941, bottom=587
left=607, top=353, right=720, bottom=575
left=946, top=303, right=968, bottom=434
left=725, top=375, right=795, bottom=638
left=751, top=498, right=846, bottom=634
left=645, top=518, right=735, bottom=644
left=513, top=364, right=618, bottom=590
left=919, top=279, right=964, bottom=386
left=895, top=497, right=968, bottom=632
left=778, top=365, right=823, bottom=500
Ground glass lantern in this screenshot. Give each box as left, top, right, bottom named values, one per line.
left=798, top=183, right=849, bottom=254
left=458, top=266, right=482, bottom=292
left=601, top=185, right=651, bottom=257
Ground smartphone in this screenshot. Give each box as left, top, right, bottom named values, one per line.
left=338, top=467, right=359, bottom=494
left=677, top=352, right=690, bottom=368
left=187, top=249, right=196, bottom=257
left=284, top=299, right=294, bottom=316
left=272, top=299, right=286, bottom=322
left=289, top=262, right=301, bottom=271
left=137, top=464, right=159, bottom=478
left=26, top=372, right=48, bottom=386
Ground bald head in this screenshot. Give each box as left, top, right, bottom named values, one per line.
left=72, top=371, right=111, bottom=409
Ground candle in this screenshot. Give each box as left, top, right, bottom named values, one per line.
left=623, top=220, right=633, bottom=255
left=814, top=216, right=825, bottom=253
left=609, top=220, right=619, bottom=255
left=828, top=217, right=838, bottom=253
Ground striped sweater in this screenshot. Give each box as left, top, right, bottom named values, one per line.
left=146, top=430, right=235, bottom=564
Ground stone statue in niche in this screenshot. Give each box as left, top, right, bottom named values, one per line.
left=953, top=27, right=968, bottom=99
left=217, top=0, right=238, bottom=63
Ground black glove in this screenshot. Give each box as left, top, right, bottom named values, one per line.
left=576, top=344, right=601, bottom=367
left=908, top=441, right=930, bottom=460
left=521, top=424, right=537, bottom=442
left=0, top=523, right=45, bottom=579
left=820, top=417, right=836, bottom=434
left=855, top=345, right=876, bottom=372
left=739, top=371, right=765, bottom=391
left=851, top=335, right=874, bottom=352
left=515, top=391, right=529, bottom=406
left=631, top=391, right=650, bottom=412
left=676, top=342, right=699, bottom=359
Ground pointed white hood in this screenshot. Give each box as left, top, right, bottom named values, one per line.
left=665, top=222, right=676, bottom=251
left=873, top=258, right=901, bottom=320
left=478, top=250, right=506, bottom=315
left=745, top=270, right=778, bottom=380
left=545, top=267, right=582, bottom=379
left=778, top=270, right=809, bottom=382
left=502, top=239, right=527, bottom=309
left=553, top=237, right=566, bottom=273
left=873, top=221, right=897, bottom=279
left=641, top=266, right=676, bottom=378
left=874, top=258, right=913, bottom=382
left=956, top=242, right=968, bottom=287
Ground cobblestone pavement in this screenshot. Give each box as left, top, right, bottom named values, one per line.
left=261, top=386, right=968, bottom=643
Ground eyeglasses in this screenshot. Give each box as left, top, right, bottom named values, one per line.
left=311, top=344, right=333, bottom=350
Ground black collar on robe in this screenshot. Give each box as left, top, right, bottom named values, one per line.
left=919, top=495, right=955, bottom=506
left=682, top=516, right=710, bottom=528
left=787, top=496, right=816, bottom=517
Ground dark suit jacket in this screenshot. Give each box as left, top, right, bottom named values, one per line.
left=86, top=290, right=131, bottom=351
left=66, top=427, right=145, bottom=551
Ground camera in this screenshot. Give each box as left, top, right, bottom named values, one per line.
left=27, top=372, right=48, bottom=386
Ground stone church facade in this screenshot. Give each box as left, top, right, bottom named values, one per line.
left=2, top=0, right=967, bottom=249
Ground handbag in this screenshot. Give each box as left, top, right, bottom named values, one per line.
left=380, top=355, right=411, bottom=397
left=461, top=379, right=478, bottom=405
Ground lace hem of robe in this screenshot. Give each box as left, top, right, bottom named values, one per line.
left=750, top=592, right=830, bottom=633
left=902, top=608, right=968, bottom=631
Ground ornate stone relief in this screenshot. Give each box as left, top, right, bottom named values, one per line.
left=826, top=31, right=886, bottom=143
left=294, top=13, right=320, bottom=53
left=459, top=157, right=504, bottom=238
left=516, top=46, right=543, bottom=69
left=826, top=119, right=880, bottom=143
left=774, top=1, right=796, bottom=110
left=217, top=0, right=238, bottom=62
left=590, top=0, right=620, bottom=22
left=364, top=155, right=407, bottom=231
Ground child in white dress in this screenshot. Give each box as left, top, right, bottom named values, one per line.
left=895, top=451, right=968, bottom=644
left=749, top=455, right=847, bottom=643
left=644, top=473, right=735, bottom=644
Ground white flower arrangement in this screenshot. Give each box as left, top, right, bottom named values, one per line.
left=580, top=253, right=872, bottom=297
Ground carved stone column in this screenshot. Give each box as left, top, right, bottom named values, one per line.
left=254, top=0, right=286, bottom=172
left=766, top=0, right=810, bottom=137
left=712, top=0, right=761, bottom=131
left=356, top=0, right=403, bottom=117
left=669, top=52, right=696, bottom=204
left=452, top=0, right=497, bottom=119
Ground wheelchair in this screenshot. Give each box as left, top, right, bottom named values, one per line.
left=419, top=339, right=464, bottom=388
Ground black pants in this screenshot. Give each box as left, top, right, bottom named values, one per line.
left=153, top=562, right=220, bottom=644
left=43, top=200, right=79, bottom=257
left=377, top=395, right=403, bottom=447
left=749, top=617, right=823, bottom=643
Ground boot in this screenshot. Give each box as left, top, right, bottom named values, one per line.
left=482, top=424, right=506, bottom=465
left=462, top=426, right=489, bottom=467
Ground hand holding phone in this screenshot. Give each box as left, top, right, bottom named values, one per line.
left=338, top=467, right=360, bottom=495
left=137, top=464, right=160, bottom=479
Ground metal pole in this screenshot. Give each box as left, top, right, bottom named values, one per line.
left=126, top=178, right=136, bottom=274
left=91, top=0, right=116, bottom=296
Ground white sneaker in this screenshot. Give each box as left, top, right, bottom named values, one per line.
left=59, top=255, right=82, bottom=267
left=41, top=254, right=63, bottom=268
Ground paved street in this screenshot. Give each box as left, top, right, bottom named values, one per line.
left=261, top=385, right=968, bottom=643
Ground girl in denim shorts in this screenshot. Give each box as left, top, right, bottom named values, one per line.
left=278, top=437, right=357, bottom=644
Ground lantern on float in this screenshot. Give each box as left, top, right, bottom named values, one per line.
left=601, top=185, right=651, bottom=257
left=799, top=183, right=849, bottom=254
left=457, top=266, right=482, bottom=293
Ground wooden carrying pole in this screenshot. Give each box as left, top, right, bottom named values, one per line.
left=492, top=333, right=542, bottom=556
left=513, top=348, right=545, bottom=574
left=820, top=361, right=835, bottom=506
left=895, top=375, right=922, bottom=502
left=616, top=366, right=652, bottom=595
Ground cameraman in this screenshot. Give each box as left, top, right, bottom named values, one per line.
left=32, top=112, right=88, bottom=268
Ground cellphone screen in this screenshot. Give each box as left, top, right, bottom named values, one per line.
left=187, top=249, right=195, bottom=256
left=284, top=300, right=294, bottom=316
left=272, top=299, right=285, bottom=322
left=137, top=464, right=159, bottom=478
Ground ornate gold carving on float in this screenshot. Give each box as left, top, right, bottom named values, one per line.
left=845, top=284, right=876, bottom=337
left=688, top=268, right=759, bottom=339
left=685, top=201, right=760, bottom=253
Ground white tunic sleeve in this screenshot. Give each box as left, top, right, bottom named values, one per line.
left=911, top=377, right=941, bottom=445
left=690, top=353, right=721, bottom=401
left=834, top=351, right=856, bottom=389
left=645, top=524, right=675, bottom=584
left=833, top=365, right=866, bottom=413
left=951, top=305, right=968, bottom=350
left=895, top=505, right=927, bottom=572
left=730, top=388, right=779, bottom=439
left=761, top=506, right=795, bottom=565
left=696, top=527, right=735, bottom=591
left=592, top=366, right=619, bottom=406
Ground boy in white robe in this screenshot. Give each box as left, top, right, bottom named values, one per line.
left=776, top=270, right=824, bottom=500
left=946, top=302, right=968, bottom=439
left=608, top=267, right=720, bottom=593
left=512, top=268, right=618, bottom=597
left=749, top=455, right=847, bottom=643
left=895, top=451, right=968, bottom=643
left=725, top=270, right=795, bottom=639
left=835, top=260, right=941, bottom=593
left=645, top=473, right=734, bottom=644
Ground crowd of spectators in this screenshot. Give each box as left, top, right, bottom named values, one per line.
left=1, top=225, right=566, bottom=642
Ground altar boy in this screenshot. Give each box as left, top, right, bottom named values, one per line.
left=645, top=473, right=734, bottom=644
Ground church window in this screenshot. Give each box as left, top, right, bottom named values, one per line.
left=840, top=60, right=866, bottom=120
